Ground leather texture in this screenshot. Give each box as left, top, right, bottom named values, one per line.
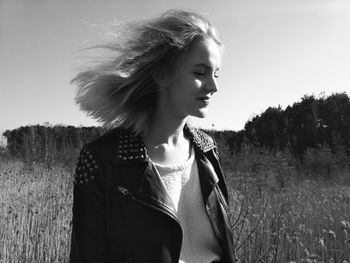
left=70, top=124, right=237, bottom=263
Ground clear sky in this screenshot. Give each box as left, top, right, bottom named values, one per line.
left=1, top=0, right=349, bottom=134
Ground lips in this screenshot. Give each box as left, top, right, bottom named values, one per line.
left=197, top=96, right=211, bottom=105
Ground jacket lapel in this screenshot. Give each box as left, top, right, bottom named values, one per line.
left=195, top=149, right=219, bottom=204
left=138, top=163, right=177, bottom=213
left=114, top=159, right=177, bottom=215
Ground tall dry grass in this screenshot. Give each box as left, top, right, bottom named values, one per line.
left=0, top=146, right=350, bottom=262
left=223, top=147, right=350, bottom=262
left=228, top=179, right=350, bottom=262
left=0, top=158, right=73, bottom=263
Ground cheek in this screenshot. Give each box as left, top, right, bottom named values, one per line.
left=194, top=79, right=202, bottom=87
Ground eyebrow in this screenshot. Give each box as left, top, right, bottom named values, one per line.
left=193, top=63, right=220, bottom=71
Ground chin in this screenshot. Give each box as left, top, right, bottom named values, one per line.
left=193, top=110, right=208, bottom=118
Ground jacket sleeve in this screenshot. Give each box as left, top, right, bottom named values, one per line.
left=70, top=145, right=110, bottom=263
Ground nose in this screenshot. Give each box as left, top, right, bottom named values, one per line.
left=205, top=75, right=218, bottom=94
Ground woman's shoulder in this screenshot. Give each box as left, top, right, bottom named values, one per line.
left=83, top=127, right=146, bottom=164
left=74, top=128, right=135, bottom=185
left=74, top=128, right=139, bottom=185
left=184, top=124, right=216, bottom=153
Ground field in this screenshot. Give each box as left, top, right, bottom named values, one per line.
left=0, top=150, right=350, bottom=263
left=0, top=159, right=72, bottom=262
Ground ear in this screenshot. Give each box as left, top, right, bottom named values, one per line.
left=152, top=68, right=169, bottom=87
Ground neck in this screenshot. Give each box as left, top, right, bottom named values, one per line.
left=145, top=86, right=194, bottom=149
left=144, top=102, right=192, bottom=165
left=145, top=108, right=189, bottom=147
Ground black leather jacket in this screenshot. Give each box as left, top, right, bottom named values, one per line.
left=70, top=124, right=236, bottom=263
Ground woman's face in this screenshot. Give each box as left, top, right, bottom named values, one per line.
left=158, top=38, right=222, bottom=120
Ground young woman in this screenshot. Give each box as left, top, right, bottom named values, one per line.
left=70, top=10, right=236, bottom=263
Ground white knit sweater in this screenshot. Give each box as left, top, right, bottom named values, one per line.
left=153, top=148, right=222, bottom=263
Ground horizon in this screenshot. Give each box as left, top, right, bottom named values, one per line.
left=1, top=90, right=348, bottom=136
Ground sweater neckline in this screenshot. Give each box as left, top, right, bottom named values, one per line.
left=151, top=147, right=195, bottom=171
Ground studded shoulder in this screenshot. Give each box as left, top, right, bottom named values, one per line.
left=184, top=124, right=216, bottom=153
left=115, top=129, right=148, bottom=163
left=74, top=146, right=100, bottom=184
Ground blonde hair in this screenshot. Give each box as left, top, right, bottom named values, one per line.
left=72, top=9, right=223, bottom=135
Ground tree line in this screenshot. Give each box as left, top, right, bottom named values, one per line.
left=2, top=92, right=349, bottom=165
left=208, top=92, right=349, bottom=162
left=2, top=125, right=104, bottom=164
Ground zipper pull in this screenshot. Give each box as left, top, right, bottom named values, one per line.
left=118, top=186, right=130, bottom=195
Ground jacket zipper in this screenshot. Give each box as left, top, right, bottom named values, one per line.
left=117, top=186, right=182, bottom=227
left=117, top=185, right=183, bottom=261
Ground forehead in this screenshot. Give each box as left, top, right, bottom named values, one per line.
left=176, top=38, right=222, bottom=69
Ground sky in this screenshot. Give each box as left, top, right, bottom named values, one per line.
left=1, top=0, right=349, bottom=136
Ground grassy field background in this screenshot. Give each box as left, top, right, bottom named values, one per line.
left=1, top=147, right=350, bottom=263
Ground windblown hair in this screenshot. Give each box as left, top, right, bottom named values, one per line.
left=72, top=9, right=223, bottom=135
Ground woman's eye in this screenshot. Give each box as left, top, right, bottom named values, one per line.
left=194, top=72, right=205, bottom=76
left=194, top=71, right=219, bottom=78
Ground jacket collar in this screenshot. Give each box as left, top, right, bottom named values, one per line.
left=114, top=124, right=216, bottom=164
